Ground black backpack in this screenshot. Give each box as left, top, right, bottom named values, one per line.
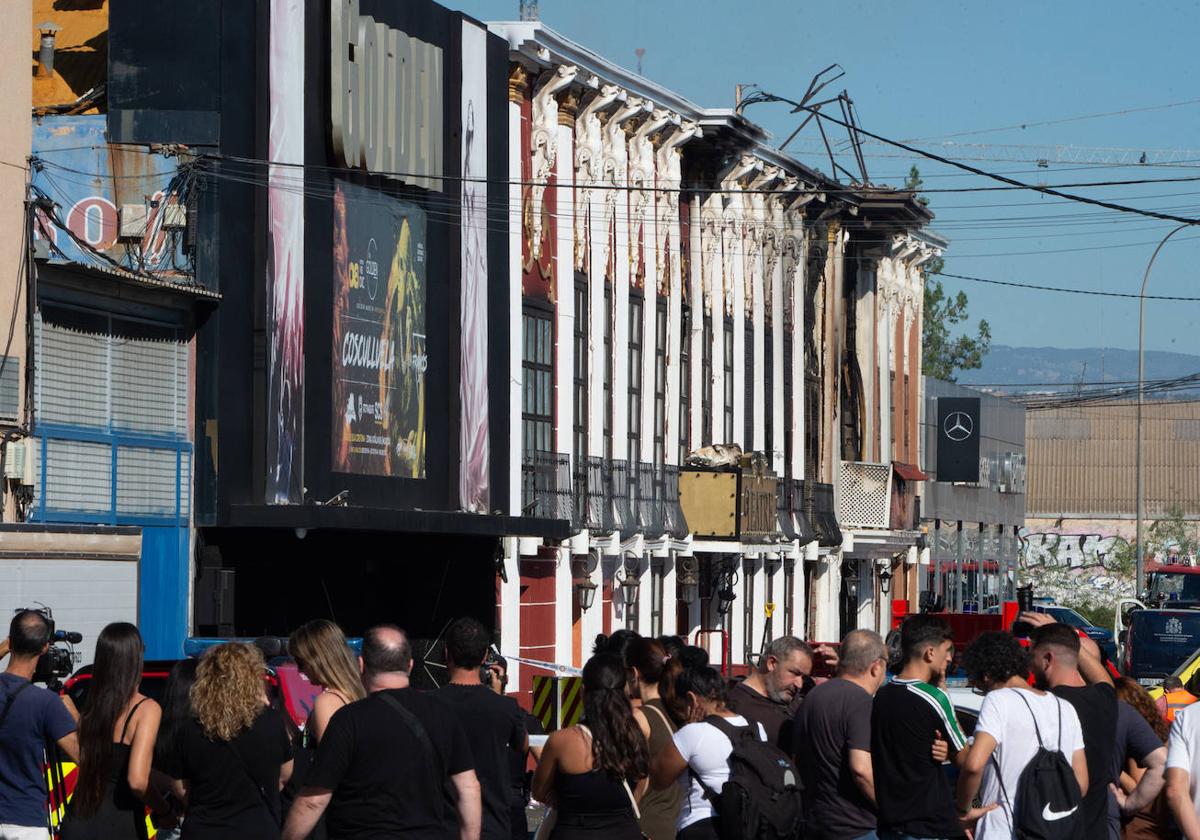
left=689, top=715, right=805, bottom=840
left=992, top=691, right=1084, bottom=840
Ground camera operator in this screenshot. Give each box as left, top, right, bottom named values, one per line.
left=0, top=610, right=79, bottom=840
left=485, top=657, right=544, bottom=840
left=434, top=618, right=528, bottom=840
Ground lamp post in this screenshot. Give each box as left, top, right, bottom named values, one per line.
left=1136, top=223, right=1192, bottom=596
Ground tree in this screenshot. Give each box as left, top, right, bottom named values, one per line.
left=904, top=166, right=991, bottom=382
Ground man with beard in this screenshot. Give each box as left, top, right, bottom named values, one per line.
left=726, top=636, right=822, bottom=750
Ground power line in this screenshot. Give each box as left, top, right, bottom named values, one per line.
left=905, top=97, right=1200, bottom=142
left=794, top=105, right=1200, bottom=225
left=933, top=270, right=1200, bottom=301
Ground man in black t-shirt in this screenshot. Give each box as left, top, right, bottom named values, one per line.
left=434, top=618, right=527, bottom=840
left=727, top=635, right=826, bottom=749
left=1026, top=614, right=1117, bottom=840
left=871, top=615, right=969, bottom=840
left=794, top=629, right=888, bottom=840
left=1022, top=615, right=1168, bottom=840
left=282, top=625, right=481, bottom=840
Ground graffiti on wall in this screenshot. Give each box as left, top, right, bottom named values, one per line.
left=1019, top=522, right=1135, bottom=609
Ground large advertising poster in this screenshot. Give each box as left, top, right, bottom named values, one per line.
left=458, top=20, right=490, bottom=513
left=332, top=180, right=427, bottom=478
left=265, top=0, right=305, bottom=504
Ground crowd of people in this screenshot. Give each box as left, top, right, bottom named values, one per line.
left=6, top=607, right=1200, bottom=839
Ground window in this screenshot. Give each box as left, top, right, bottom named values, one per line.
left=679, top=304, right=691, bottom=463
left=903, top=373, right=911, bottom=458
left=654, top=302, right=667, bottom=466
left=890, top=370, right=897, bottom=455
left=573, top=279, right=588, bottom=462
left=701, top=315, right=713, bottom=445
left=764, top=326, right=773, bottom=462
left=723, top=317, right=734, bottom=444
left=522, top=307, right=554, bottom=456
left=650, top=558, right=665, bottom=637
left=744, top=322, right=754, bottom=449
left=743, top=558, right=756, bottom=663
left=628, top=295, right=644, bottom=466
left=603, top=285, right=613, bottom=460
left=804, top=372, right=820, bottom=482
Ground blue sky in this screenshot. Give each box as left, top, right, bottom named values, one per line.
left=446, top=0, right=1200, bottom=355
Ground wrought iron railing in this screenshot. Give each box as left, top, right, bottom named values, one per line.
left=661, top=464, right=689, bottom=540
left=582, top=456, right=614, bottom=533
left=789, top=479, right=815, bottom=544
left=521, top=451, right=574, bottom=523
left=777, top=480, right=798, bottom=542
left=809, top=481, right=843, bottom=547
left=635, top=461, right=664, bottom=539
left=608, top=458, right=636, bottom=538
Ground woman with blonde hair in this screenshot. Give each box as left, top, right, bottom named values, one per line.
left=288, top=619, right=364, bottom=745
left=165, top=642, right=293, bottom=840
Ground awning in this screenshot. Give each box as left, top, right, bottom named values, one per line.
left=892, top=461, right=929, bottom=482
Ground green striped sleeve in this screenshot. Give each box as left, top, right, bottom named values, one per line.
left=908, top=681, right=968, bottom=751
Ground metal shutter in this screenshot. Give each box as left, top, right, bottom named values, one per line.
left=0, top=355, right=18, bottom=422
left=34, top=305, right=190, bottom=520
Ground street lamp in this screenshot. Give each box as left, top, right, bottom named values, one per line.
left=617, top=554, right=641, bottom=605
left=1137, top=222, right=1193, bottom=596
left=677, top=556, right=700, bottom=604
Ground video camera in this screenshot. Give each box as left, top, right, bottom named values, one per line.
left=16, top=606, right=81, bottom=688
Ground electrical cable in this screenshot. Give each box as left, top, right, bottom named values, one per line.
left=932, top=270, right=1200, bottom=301
left=793, top=105, right=1200, bottom=225
left=903, top=98, right=1200, bottom=143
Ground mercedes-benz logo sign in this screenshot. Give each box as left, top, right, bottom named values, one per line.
left=943, top=411, right=974, bottom=442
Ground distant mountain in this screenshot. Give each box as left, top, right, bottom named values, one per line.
left=955, top=345, right=1200, bottom=395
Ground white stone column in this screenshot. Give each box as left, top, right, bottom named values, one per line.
left=500, top=537, right=522, bottom=689
left=555, top=546, right=574, bottom=665
left=508, top=77, right=525, bottom=517
left=555, top=104, right=576, bottom=459
left=689, top=196, right=705, bottom=451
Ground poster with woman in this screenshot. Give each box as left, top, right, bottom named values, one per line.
left=331, top=180, right=427, bottom=478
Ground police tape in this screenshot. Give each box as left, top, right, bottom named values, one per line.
left=498, top=652, right=584, bottom=677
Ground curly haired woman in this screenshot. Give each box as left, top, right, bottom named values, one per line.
left=165, top=642, right=293, bottom=840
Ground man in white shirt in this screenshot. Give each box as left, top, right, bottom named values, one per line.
left=955, top=632, right=1088, bottom=839
left=1166, top=704, right=1200, bottom=840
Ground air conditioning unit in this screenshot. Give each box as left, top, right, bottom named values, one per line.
left=119, top=204, right=148, bottom=239
left=3, top=440, right=24, bottom=480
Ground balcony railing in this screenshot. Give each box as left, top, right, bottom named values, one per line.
left=790, top=479, right=816, bottom=544
left=634, top=461, right=664, bottom=539
left=809, top=481, right=843, bottom=547
left=661, top=464, right=689, bottom=540
left=521, top=451, right=574, bottom=524
left=580, top=456, right=614, bottom=533
left=608, top=458, right=636, bottom=538
left=837, top=460, right=892, bottom=530
left=777, top=480, right=797, bottom=541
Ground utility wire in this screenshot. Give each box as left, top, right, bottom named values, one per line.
left=786, top=104, right=1200, bottom=224
left=933, top=270, right=1200, bottom=301
left=905, top=98, right=1200, bottom=142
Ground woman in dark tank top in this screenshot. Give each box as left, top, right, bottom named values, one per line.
left=532, top=654, right=649, bottom=839
left=62, top=623, right=174, bottom=840
left=627, top=638, right=682, bottom=840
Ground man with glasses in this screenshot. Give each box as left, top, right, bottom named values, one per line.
left=794, top=630, right=889, bottom=840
